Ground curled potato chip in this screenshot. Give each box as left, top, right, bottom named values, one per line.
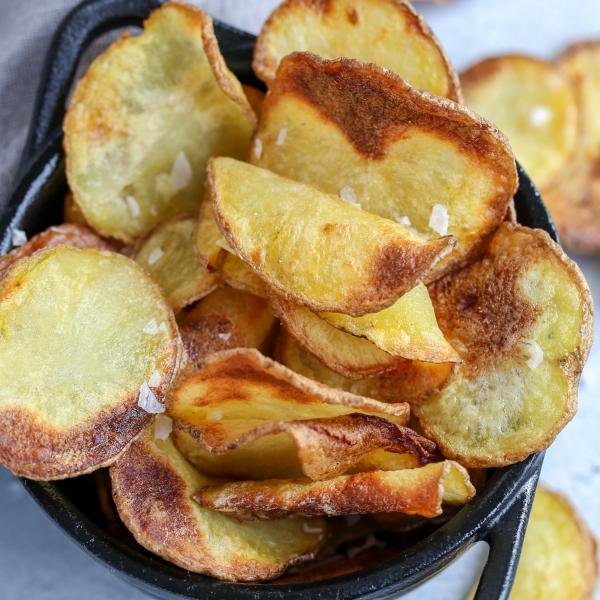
left=462, top=55, right=579, bottom=189
left=179, top=286, right=275, bottom=367
left=272, top=296, right=401, bottom=378
left=64, top=3, right=255, bottom=242
left=242, top=84, right=265, bottom=117
left=110, top=426, right=325, bottom=581
left=209, top=157, right=454, bottom=316
left=134, top=216, right=217, bottom=311
left=320, top=283, right=459, bottom=363
left=0, top=246, right=181, bottom=479
left=194, top=460, right=474, bottom=520
left=253, top=0, right=461, bottom=100
left=0, top=223, right=116, bottom=280
left=219, top=252, right=269, bottom=298
left=275, top=329, right=452, bottom=404
left=414, top=224, right=593, bottom=467
left=252, top=53, right=516, bottom=278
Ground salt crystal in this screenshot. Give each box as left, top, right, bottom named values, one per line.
left=147, top=370, right=162, bottom=388
left=216, top=238, right=235, bottom=254
left=126, top=195, right=140, bottom=218
left=428, top=203, right=449, bottom=236
left=11, top=228, right=27, bottom=247
left=302, top=522, right=324, bottom=534
left=137, top=381, right=165, bottom=413
left=206, top=409, right=223, bottom=421
left=394, top=215, right=412, bottom=227
left=253, top=138, right=263, bottom=160
left=529, top=106, right=552, bottom=127
left=170, top=151, right=193, bottom=192
left=148, top=247, right=164, bottom=265
left=158, top=322, right=168, bottom=334
left=276, top=127, right=288, bottom=146
left=154, top=414, right=172, bottom=440
left=217, top=332, right=231, bottom=341
left=525, top=341, right=544, bottom=370
left=143, top=319, right=158, bottom=334
left=339, top=185, right=361, bottom=208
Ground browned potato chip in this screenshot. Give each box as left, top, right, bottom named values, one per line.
left=0, top=246, right=181, bottom=479
left=179, top=286, right=275, bottom=367
left=414, top=224, right=593, bottom=467
left=253, top=0, right=461, bottom=100
left=175, top=413, right=436, bottom=481
left=63, top=191, right=88, bottom=226
left=110, top=425, right=325, bottom=582
left=195, top=198, right=226, bottom=271
left=64, top=3, right=255, bottom=242
left=0, top=223, right=116, bottom=280
left=134, top=216, right=217, bottom=311
left=252, top=53, right=517, bottom=277
left=462, top=55, right=579, bottom=189
left=209, top=157, right=455, bottom=316
left=219, top=252, right=269, bottom=298
left=194, top=460, right=474, bottom=520
left=275, top=329, right=452, bottom=403
left=242, top=83, right=265, bottom=117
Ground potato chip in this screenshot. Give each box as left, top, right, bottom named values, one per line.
left=0, top=246, right=181, bottom=479
left=414, top=224, right=593, bottom=467
left=209, top=157, right=454, bottom=316
left=63, top=191, right=87, bottom=226
left=272, top=296, right=401, bottom=378
left=321, top=283, right=459, bottom=363
left=462, top=55, right=579, bottom=189
left=194, top=460, right=474, bottom=520
left=179, top=286, right=275, bottom=367
left=195, top=198, right=225, bottom=271
left=253, top=0, right=461, bottom=100
left=275, top=329, right=452, bottom=403
left=134, top=216, right=217, bottom=311
left=252, top=53, right=516, bottom=277
left=110, top=425, right=325, bottom=581
left=64, top=3, right=255, bottom=242
left=0, top=223, right=116, bottom=280
left=219, top=252, right=269, bottom=298
left=242, top=84, right=265, bottom=117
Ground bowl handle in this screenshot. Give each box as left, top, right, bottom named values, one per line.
left=19, top=0, right=257, bottom=175
left=472, top=472, right=540, bottom=599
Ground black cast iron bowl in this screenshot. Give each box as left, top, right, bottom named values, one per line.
left=1, top=1, right=557, bottom=598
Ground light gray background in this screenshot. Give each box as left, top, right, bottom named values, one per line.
left=0, top=1, right=599, bottom=598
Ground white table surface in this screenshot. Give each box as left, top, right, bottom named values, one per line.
left=1, top=1, right=599, bottom=598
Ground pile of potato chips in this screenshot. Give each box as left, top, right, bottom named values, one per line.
left=0, top=0, right=596, bottom=590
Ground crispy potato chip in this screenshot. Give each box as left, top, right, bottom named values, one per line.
left=252, top=53, right=517, bottom=277
left=180, top=286, right=275, bottom=367
left=219, top=252, right=269, bottom=298
left=175, top=412, right=436, bottom=481
left=194, top=460, right=474, bottom=520
left=209, top=157, right=454, bottom=316
left=0, top=246, right=181, bottom=479
left=542, top=42, right=600, bottom=253
left=195, top=199, right=225, bottom=271
left=414, top=224, right=593, bottom=467
left=169, top=348, right=410, bottom=477
left=0, top=223, right=116, bottom=280
left=462, top=55, right=579, bottom=189
left=134, top=216, right=217, bottom=311
left=320, top=283, right=459, bottom=363
left=64, top=3, right=255, bottom=242
left=110, top=426, right=325, bottom=581
left=272, top=296, right=401, bottom=378
left=253, top=0, right=461, bottom=100
left=275, top=329, right=452, bottom=403
left=63, top=191, right=87, bottom=226
left=242, top=84, right=265, bottom=117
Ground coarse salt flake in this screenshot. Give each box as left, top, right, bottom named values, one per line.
left=529, top=105, right=552, bottom=127
left=11, top=228, right=27, bottom=247
left=216, top=238, right=235, bottom=254
left=524, top=341, right=544, bottom=370
left=276, top=127, right=288, bottom=146
left=207, top=409, right=223, bottom=421
left=428, top=203, right=449, bottom=236
left=394, top=215, right=412, bottom=227
left=143, top=319, right=168, bottom=335
left=154, top=414, right=172, bottom=440
left=170, top=151, right=193, bottom=192
left=217, top=332, right=231, bottom=341
left=148, top=247, right=164, bottom=265
left=253, top=138, right=263, bottom=159
left=147, top=370, right=162, bottom=388
left=339, top=185, right=361, bottom=208
left=137, top=381, right=165, bottom=413
left=126, top=195, right=140, bottom=218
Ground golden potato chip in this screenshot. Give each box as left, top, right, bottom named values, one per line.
left=195, top=198, right=226, bottom=271
left=462, top=55, right=579, bottom=189
left=321, top=283, right=459, bottom=363
left=542, top=42, right=600, bottom=253
left=64, top=3, right=255, bottom=242
left=110, top=425, right=325, bottom=581
left=209, top=157, right=454, bottom=316
left=194, top=460, right=474, bottom=520
left=134, top=216, right=217, bottom=311
left=0, top=223, right=116, bottom=280
left=252, top=53, right=516, bottom=277
left=219, top=252, right=269, bottom=298
left=275, top=329, right=452, bottom=403
left=414, top=224, right=593, bottom=467
left=253, top=0, right=462, bottom=100
left=0, top=246, right=181, bottom=479
left=63, top=191, right=87, bottom=226
left=272, top=296, right=401, bottom=378
left=242, top=83, right=265, bottom=117
left=179, top=286, right=275, bottom=367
